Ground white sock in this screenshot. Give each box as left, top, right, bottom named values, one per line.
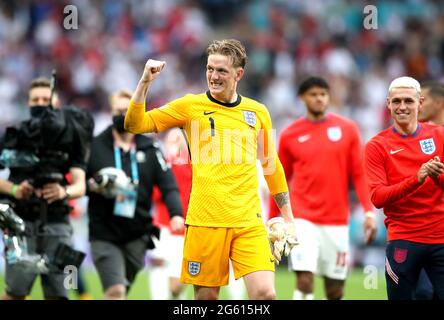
left=293, top=289, right=314, bottom=300
left=227, top=278, right=246, bottom=300
left=148, top=267, right=170, bottom=300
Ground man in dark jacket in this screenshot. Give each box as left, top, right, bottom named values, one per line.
left=87, top=89, right=184, bottom=300
left=0, top=77, right=92, bottom=300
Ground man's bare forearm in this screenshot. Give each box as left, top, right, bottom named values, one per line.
left=273, top=192, right=294, bottom=223
left=0, top=179, right=13, bottom=195
left=125, top=79, right=156, bottom=134
left=273, top=192, right=289, bottom=208
left=67, top=167, right=86, bottom=199
left=132, top=80, right=152, bottom=104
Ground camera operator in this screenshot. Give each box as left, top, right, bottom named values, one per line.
left=87, top=89, right=184, bottom=300
left=0, top=77, right=91, bottom=300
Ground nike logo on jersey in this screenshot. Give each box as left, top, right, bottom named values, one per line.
left=297, top=134, right=311, bottom=143
left=390, top=148, right=404, bottom=155
left=204, top=111, right=216, bottom=115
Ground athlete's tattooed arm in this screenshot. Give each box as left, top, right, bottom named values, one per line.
left=273, top=192, right=289, bottom=208
left=273, top=192, right=294, bottom=223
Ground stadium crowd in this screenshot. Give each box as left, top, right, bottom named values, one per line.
left=0, top=0, right=444, bottom=298
left=1, top=0, right=443, bottom=138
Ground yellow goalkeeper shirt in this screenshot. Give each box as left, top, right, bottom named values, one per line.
left=125, top=91, right=288, bottom=227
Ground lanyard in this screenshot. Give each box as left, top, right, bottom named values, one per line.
left=114, top=145, right=139, bottom=185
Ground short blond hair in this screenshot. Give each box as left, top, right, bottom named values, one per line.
left=389, top=76, right=421, bottom=95
left=206, top=39, right=247, bottom=68
left=109, top=89, right=132, bottom=106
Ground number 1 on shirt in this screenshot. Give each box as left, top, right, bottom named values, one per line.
left=209, top=117, right=215, bottom=136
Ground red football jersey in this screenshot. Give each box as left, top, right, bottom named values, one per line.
left=269, top=113, right=373, bottom=225
left=152, top=162, right=192, bottom=236
left=365, top=123, right=444, bottom=243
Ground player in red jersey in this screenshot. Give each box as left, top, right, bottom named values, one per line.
left=414, top=81, right=444, bottom=300
left=365, top=76, right=444, bottom=300
left=419, top=81, right=444, bottom=126
left=269, top=77, right=377, bottom=300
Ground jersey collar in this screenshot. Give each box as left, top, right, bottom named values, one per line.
left=303, top=113, right=330, bottom=124
left=391, top=124, right=422, bottom=138
left=206, top=91, right=241, bottom=108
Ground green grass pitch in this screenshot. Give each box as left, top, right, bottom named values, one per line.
left=0, top=266, right=387, bottom=300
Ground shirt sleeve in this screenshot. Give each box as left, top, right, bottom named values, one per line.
left=125, top=95, right=191, bottom=134
left=364, top=139, right=422, bottom=209
left=86, top=146, right=95, bottom=180
left=268, top=132, right=292, bottom=219
left=258, top=107, right=289, bottom=198
left=349, top=124, right=374, bottom=212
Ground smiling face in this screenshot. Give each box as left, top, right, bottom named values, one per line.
left=206, top=54, right=244, bottom=103
left=387, top=87, right=424, bottom=133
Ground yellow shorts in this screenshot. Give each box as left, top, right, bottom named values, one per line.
left=180, top=224, right=275, bottom=287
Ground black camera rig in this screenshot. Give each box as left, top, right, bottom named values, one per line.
left=0, top=70, right=92, bottom=273
left=0, top=202, right=85, bottom=274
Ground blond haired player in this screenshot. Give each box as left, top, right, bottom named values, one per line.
left=365, top=77, right=444, bottom=299
left=125, top=39, right=297, bottom=300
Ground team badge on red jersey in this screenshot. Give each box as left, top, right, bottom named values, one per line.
left=419, top=138, right=436, bottom=155
left=188, top=261, right=201, bottom=276
left=394, top=248, right=408, bottom=263
left=243, top=111, right=257, bottom=126
left=327, top=126, right=342, bottom=142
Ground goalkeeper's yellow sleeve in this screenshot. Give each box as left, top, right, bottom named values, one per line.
left=124, top=100, right=157, bottom=133
left=258, top=104, right=289, bottom=196
left=264, top=155, right=289, bottom=195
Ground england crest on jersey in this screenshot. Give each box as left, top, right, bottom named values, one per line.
left=419, top=138, right=436, bottom=155
left=327, top=126, right=342, bottom=142
left=188, top=261, right=201, bottom=276
left=243, top=111, right=257, bottom=126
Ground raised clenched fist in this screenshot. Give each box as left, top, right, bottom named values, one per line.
left=141, top=59, right=166, bottom=83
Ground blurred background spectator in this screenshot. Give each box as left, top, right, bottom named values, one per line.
left=1, top=0, right=443, bottom=136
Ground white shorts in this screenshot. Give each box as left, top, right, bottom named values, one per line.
left=150, top=227, right=184, bottom=278
left=288, top=218, right=349, bottom=280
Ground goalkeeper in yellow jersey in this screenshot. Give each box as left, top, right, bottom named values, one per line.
left=125, top=39, right=297, bottom=300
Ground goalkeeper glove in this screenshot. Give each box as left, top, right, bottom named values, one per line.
left=266, top=217, right=298, bottom=264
